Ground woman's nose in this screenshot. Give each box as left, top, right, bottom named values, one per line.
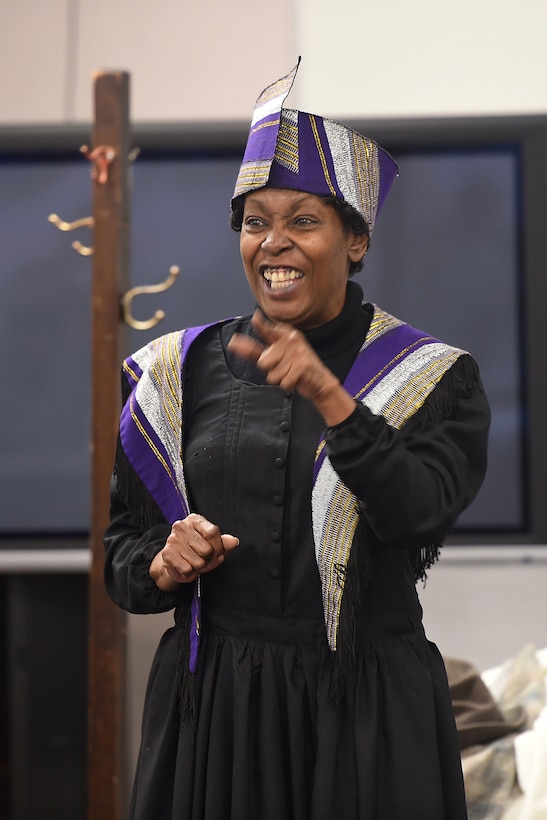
left=261, top=222, right=292, bottom=252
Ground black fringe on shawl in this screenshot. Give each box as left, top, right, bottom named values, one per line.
left=329, top=353, right=484, bottom=705
left=407, top=353, right=484, bottom=583
left=114, top=369, right=197, bottom=723
left=174, top=589, right=199, bottom=724
left=328, top=507, right=371, bottom=707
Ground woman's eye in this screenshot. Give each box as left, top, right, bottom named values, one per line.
left=294, top=216, right=316, bottom=226
left=244, top=217, right=265, bottom=229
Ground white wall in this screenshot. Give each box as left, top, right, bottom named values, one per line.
left=1, top=0, right=546, bottom=124
left=0, top=0, right=295, bottom=123
left=295, top=0, right=547, bottom=118
left=0, top=0, right=73, bottom=122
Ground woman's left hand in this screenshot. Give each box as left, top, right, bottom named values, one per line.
left=228, top=309, right=357, bottom=427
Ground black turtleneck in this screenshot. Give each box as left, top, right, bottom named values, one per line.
left=299, top=280, right=371, bottom=381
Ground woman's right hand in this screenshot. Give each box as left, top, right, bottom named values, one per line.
left=149, top=514, right=239, bottom=590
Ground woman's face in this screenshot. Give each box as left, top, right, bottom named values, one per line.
left=240, top=188, right=368, bottom=330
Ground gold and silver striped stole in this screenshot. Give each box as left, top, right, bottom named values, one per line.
left=312, top=306, right=466, bottom=650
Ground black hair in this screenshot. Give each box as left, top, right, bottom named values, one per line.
left=230, top=192, right=370, bottom=276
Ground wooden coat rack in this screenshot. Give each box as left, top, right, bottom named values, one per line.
left=87, top=70, right=130, bottom=820
left=83, top=68, right=181, bottom=819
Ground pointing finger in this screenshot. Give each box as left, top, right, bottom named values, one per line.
left=227, top=332, right=265, bottom=362
left=250, top=309, right=284, bottom=342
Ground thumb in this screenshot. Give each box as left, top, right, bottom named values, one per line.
left=251, top=308, right=282, bottom=344
left=221, top=534, right=240, bottom=552
left=227, top=332, right=264, bottom=362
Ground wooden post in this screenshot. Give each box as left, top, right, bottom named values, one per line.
left=87, top=70, right=130, bottom=820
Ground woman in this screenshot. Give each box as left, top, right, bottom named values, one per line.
left=105, top=62, right=490, bottom=819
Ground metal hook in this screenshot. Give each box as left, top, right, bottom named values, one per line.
left=48, top=214, right=94, bottom=232
left=122, top=266, right=180, bottom=330
left=80, top=144, right=116, bottom=184
left=48, top=213, right=94, bottom=256
left=71, top=241, right=94, bottom=257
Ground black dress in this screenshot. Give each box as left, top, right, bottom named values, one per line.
left=104, top=283, right=490, bottom=820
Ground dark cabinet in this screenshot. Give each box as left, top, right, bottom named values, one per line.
left=3, top=574, right=88, bottom=820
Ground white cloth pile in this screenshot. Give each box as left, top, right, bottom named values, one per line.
left=464, top=645, right=547, bottom=819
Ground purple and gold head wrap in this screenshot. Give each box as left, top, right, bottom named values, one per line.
left=232, top=59, right=399, bottom=235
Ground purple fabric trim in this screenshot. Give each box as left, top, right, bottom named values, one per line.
left=267, top=158, right=297, bottom=189
left=189, top=585, right=201, bottom=674
left=181, top=323, right=212, bottom=363
left=309, top=114, right=343, bottom=200
left=123, top=354, right=143, bottom=386
left=377, top=147, right=399, bottom=214
left=120, top=323, right=216, bottom=524
left=241, top=111, right=282, bottom=165
left=120, top=321, right=222, bottom=677
left=119, top=389, right=188, bottom=523
left=313, top=320, right=434, bottom=479
left=344, top=322, right=432, bottom=399
left=267, top=111, right=344, bottom=202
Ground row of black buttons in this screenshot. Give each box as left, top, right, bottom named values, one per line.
left=268, top=407, right=291, bottom=580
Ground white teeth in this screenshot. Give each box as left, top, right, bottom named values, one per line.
left=263, top=268, right=303, bottom=289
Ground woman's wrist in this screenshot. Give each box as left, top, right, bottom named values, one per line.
left=149, top=549, right=182, bottom=592
left=313, top=378, right=357, bottom=427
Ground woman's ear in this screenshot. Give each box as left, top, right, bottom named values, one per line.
left=348, top=232, right=369, bottom=262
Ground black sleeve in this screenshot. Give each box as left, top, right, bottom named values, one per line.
left=103, top=478, right=182, bottom=614
left=325, top=356, right=491, bottom=547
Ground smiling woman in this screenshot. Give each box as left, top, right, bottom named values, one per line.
left=237, top=189, right=369, bottom=329
left=104, top=60, right=490, bottom=820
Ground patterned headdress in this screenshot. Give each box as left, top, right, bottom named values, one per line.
left=232, top=59, right=399, bottom=235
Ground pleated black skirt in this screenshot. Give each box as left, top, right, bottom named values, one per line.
left=129, top=621, right=467, bottom=820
